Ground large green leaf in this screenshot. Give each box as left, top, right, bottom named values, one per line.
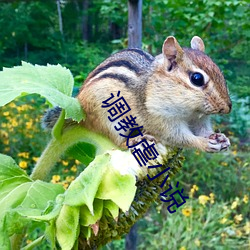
left=79, top=199, right=103, bottom=227
left=64, top=153, right=110, bottom=213
left=20, top=181, right=64, bottom=213
left=103, top=200, right=119, bottom=219
left=0, top=176, right=31, bottom=201
left=56, top=205, right=80, bottom=250
left=96, top=166, right=136, bottom=212
left=0, top=62, right=84, bottom=121
left=0, top=154, right=30, bottom=181
left=0, top=154, right=65, bottom=248
left=65, top=142, right=96, bottom=165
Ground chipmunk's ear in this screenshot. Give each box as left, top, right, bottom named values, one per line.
left=191, top=36, right=205, bottom=52
left=162, top=36, right=184, bottom=63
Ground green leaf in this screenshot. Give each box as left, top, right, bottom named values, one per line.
left=20, top=181, right=64, bottom=213
left=0, top=154, right=65, bottom=244
left=1, top=181, right=64, bottom=238
left=45, top=221, right=56, bottom=249
left=0, top=176, right=32, bottom=201
left=0, top=231, right=10, bottom=250
left=96, top=167, right=136, bottom=212
left=103, top=200, right=119, bottom=219
left=0, top=154, right=30, bottom=181
left=26, top=195, right=64, bottom=222
left=64, top=153, right=111, bottom=213
left=21, top=235, right=45, bottom=250
left=3, top=210, right=31, bottom=237
left=65, top=142, right=96, bottom=165
left=79, top=199, right=103, bottom=227
left=0, top=62, right=85, bottom=122
left=0, top=182, right=32, bottom=218
left=80, top=226, right=92, bottom=240
left=56, top=205, right=80, bottom=250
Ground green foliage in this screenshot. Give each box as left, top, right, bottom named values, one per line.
left=0, top=154, right=64, bottom=249
left=0, top=62, right=84, bottom=121
left=1, top=63, right=175, bottom=249
left=0, top=1, right=249, bottom=249
left=137, top=196, right=249, bottom=249
left=0, top=0, right=249, bottom=100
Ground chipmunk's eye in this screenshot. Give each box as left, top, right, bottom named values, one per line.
left=190, top=72, right=204, bottom=87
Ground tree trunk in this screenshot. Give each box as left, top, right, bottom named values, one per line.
left=128, top=0, right=142, bottom=49
left=82, top=0, right=89, bottom=41
left=56, top=0, right=63, bottom=36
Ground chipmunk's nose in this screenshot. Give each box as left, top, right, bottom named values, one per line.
left=219, top=101, right=232, bottom=114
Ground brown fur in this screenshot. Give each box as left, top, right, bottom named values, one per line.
left=77, top=36, right=231, bottom=152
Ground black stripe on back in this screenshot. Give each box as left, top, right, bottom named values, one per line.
left=91, top=60, right=140, bottom=79
left=96, top=73, right=130, bottom=85
left=125, top=48, right=154, bottom=62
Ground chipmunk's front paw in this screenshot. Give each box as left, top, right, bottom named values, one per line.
left=206, top=133, right=230, bottom=152
left=128, top=134, right=156, bottom=147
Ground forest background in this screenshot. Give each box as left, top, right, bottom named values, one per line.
left=0, top=0, right=249, bottom=249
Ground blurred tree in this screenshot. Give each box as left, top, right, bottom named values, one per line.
left=0, top=0, right=248, bottom=96
left=128, top=0, right=142, bottom=48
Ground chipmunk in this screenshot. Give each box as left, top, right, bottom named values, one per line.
left=44, top=36, right=232, bottom=153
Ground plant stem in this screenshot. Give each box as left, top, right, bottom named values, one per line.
left=30, top=126, right=118, bottom=181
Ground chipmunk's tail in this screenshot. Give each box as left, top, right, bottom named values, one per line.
left=41, top=106, right=62, bottom=130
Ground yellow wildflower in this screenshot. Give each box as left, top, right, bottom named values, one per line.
left=17, top=105, right=30, bottom=112
left=209, top=193, right=215, bottom=204
left=194, top=238, right=201, bottom=247
left=26, top=121, right=33, bottom=129
left=221, top=162, right=228, bottom=167
left=179, top=247, right=186, bottom=250
left=11, top=119, right=18, bottom=127
left=190, top=185, right=199, bottom=197
left=75, top=159, right=81, bottom=165
left=234, top=214, right=243, bottom=224
left=221, top=232, right=227, bottom=238
left=66, top=176, right=75, bottom=182
left=9, top=103, right=16, bottom=108
left=220, top=217, right=227, bottom=224
left=198, top=195, right=210, bottom=206
left=0, top=130, right=8, bottom=138
left=3, top=111, right=9, bottom=116
left=18, top=152, right=29, bottom=159
left=51, top=175, right=61, bottom=183
left=243, top=195, right=248, bottom=204
left=70, top=165, right=77, bottom=172
left=32, top=157, right=39, bottom=162
left=236, top=230, right=242, bottom=237
left=62, top=160, right=69, bottom=166
left=182, top=207, right=192, bottom=217
left=231, top=198, right=240, bottom=209
left=244, top=221, right=250, bottom=234
left=19, top=161, right=28, bottom=169
left=232, top=150, right=237, bottom=156
left=3, top=138, right=9, bottom=145
left=63, top=182, right=69, bottom=189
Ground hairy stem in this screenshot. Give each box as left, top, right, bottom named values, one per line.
left=30, top=126, right=118, bottom=181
